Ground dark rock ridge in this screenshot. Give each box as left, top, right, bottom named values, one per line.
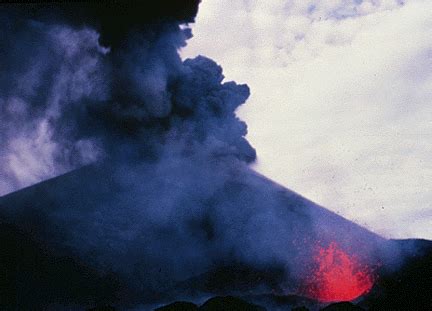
left=360, top=239, right=432, bottom=311
left=153, top=296, right=266, bottom=311
left=320, top=302, right=364, bottom=311
left=155, top=301, right=199, bottom=311
left=154, top=296, right=265, bottom=311
left=199, top=296, right=265, bottom=311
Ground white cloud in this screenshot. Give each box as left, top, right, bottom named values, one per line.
left=182, top=0, right=432, bottom=239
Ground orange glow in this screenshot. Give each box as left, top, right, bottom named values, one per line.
left=304, top=242, right=375, bottom=302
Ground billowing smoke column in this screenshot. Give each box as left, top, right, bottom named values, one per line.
left=0, top=1, right=403, bottom=310
left=0, top=0, right=255, bottom=195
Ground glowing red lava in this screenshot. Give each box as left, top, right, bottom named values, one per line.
left=304, top=242, right=375, bottom=302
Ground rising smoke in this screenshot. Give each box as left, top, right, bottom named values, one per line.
left=0, top=1, right=255, bottom=196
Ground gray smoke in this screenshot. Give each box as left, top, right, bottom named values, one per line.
left=0, top=21, right=107, bottom=194
left=0, top=3, right=255, bottom=196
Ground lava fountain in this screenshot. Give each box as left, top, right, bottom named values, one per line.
left=304, top=242, right=375, bottom=302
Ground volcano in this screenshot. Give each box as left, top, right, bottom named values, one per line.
left=1, top=159, right=430, bottom=310
left=0, top=160, right=383, bottom=306
left=1, top=1, right=431, bottom=310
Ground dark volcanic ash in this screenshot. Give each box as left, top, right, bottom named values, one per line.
left=0, top=0, right=254, bottom=195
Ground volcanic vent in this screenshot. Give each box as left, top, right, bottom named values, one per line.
left=0, top=1, right=431, bottom=310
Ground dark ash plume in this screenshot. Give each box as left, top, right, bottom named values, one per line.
left=0, top=0, right=255, bottom=195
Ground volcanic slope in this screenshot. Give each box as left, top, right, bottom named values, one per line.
left=0, top=157, right=389, bottom=309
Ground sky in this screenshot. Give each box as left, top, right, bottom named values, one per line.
left=182, top=0, right=432, bottom=239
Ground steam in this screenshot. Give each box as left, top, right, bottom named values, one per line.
left=0, top=20, right=109, bottom=194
